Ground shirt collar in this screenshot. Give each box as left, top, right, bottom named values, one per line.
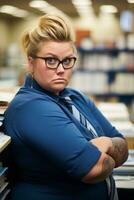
left=24, top=74, right=72, bottom=101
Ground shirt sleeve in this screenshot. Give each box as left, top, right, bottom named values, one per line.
left=83, top=94, right=124, bottom=138
left=11, top=98, right=101, bottom=179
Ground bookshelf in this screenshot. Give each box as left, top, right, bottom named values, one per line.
left=0, top=142, right=11, bottom=200
left=97, top=102, right=134, bottom=148
left=0, top=95, right=12, bottom=200
left=70, top=47, right=134, bottom=120
left=97, top=101, right=134, bottom=198
left=0, top=131, right=11, bottom=200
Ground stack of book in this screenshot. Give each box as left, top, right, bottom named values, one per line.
left=97, top=102, right=134, bottom=189
left=97, top=102, right=134, bottom=138
left=70, top=71, right=109, bottom=94
left=0, top=96, right=11, bottom=200
left=0, top=164, right=10, bottom=200
left=113, top=150, right=134, bottom=189
left=0, top=100, right=8, bottom=131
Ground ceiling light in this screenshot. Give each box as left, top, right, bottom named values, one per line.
left=127, top=0, right=134, bottom=3
left=0, top=5, right=29, bottom=17
left=100, top=5, right=118, bottom=14
left=29, top=0, right=49, bottom=9
left=72, top=0, right=93, bottom=17
left=29, top=0, right=68, bottom=19
left=72, top=0, right=92, bottom=6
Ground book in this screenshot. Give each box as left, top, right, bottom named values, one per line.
left=0, top=133, right=11, bottom=153
left=113, top=166, right=134, bottom=176
left=0, top=167, right=8, bottom=176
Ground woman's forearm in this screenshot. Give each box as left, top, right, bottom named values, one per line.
left=82, top=152, right=115, bottom=184
left=90, top=136, right=128, bottom=168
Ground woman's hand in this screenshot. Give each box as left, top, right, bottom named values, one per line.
left=90, top=136, right=128, bottom=168
left=90, top=136, right=113, bottom=154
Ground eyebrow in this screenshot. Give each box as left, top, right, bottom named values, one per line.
left=41, top=53, right=75, bottom=58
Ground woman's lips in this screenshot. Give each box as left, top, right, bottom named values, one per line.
left=53, top=78, right=66, bottom=83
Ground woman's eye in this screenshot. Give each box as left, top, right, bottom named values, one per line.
left=63, top=58, right=71, bottom=65
left=46, top=57, right=57, bottom=65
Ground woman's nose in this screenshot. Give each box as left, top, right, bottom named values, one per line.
left=56, top=63, right=65, bottom=73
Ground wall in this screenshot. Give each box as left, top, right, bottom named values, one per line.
left=0, top=19, right=10, bottom=52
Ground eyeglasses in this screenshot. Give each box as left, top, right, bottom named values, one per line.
left=32, top=56, right=76, bottom=69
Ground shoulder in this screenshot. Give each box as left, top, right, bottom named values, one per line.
left=6, top=87, right=59, bottom=116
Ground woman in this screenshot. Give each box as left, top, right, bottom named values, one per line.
left=4, top=14, right=128, bottom=200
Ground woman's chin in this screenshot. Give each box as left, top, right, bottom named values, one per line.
left=52, top=85, right=66, bottom=95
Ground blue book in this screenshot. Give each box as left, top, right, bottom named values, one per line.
left=0, top=167, right=8, bottom=177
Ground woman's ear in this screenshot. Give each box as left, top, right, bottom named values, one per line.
left=28, top=56, right=34, bottom=73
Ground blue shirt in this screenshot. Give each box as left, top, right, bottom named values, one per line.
left=4, top=75, right=123, bottom=200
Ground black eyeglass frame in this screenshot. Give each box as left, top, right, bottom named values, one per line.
left=32, top=55, right=77, bottom=69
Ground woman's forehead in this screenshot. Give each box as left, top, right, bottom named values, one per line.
left=38, top=41, right=75, bottom=56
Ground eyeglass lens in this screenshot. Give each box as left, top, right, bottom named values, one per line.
left=45, top=57, right=76, bottom=69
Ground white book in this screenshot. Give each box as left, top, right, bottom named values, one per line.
left=0, top=133, right=11, bottom=153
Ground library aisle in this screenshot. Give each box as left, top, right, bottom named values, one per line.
left=0, top=0, right=134, bottom=199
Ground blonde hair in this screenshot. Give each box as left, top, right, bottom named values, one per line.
left=22, top=14, right=75, bottom=57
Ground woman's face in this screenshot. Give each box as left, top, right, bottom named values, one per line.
left=28, top=41, right=76, bottom=95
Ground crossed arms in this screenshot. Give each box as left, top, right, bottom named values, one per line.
left=82, top=136, right=128, bottom=183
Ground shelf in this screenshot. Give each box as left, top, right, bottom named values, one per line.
left=74, top=68, right=134, bottom=73
left=72, top=46, right=134, bottom=110
left=78, top=48, right=134, bottom=54
left=90, top=94, right=134, bottom=105
left=89, top=93, right=134, bottom=97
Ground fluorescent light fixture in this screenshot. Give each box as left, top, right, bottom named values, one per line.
left=100, top=5, right=118, bottom=14
left=127, top=0, right=134, bottom=3
left=29, top=0, right=49, bottom=9
left=72, top=0, right=93, bottom=17
left=72, top=0, right=92, bottom=6
left=29, top=0, right=68, bottom=18
left=0, top=5, right=29, bottom=17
